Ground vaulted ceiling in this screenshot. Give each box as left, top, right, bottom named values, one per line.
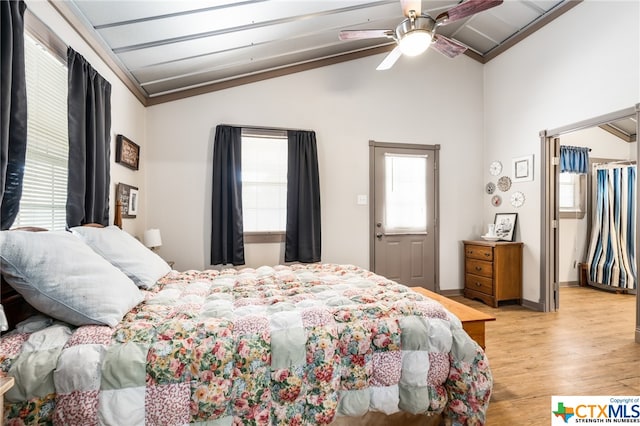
left=51, top=0, right=581, bottom=105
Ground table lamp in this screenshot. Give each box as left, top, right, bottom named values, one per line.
left=143, top=228, right=162, bottom=252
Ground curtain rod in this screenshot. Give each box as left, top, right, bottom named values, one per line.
left=223, top=124, right=314, bottom=133
left=592, top=161, right=636, bottom=170
left=561, top=145, right=592, bottom=151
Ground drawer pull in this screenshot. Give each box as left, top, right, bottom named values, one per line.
left=467, top=250, right=474, bottom=255
left=484, top=253, right=490, bottom=257
left=475, top=282, right=482, bottom=287
left=475, top=266, right=482, bottom=271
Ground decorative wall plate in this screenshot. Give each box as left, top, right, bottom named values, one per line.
left=491, top=195, right=502, bottom=207
left=489, top=161, right=502, bottom=176
left=497, top=176, right=512, bottom=192
left=511, top=191, right=525, bottom=207
left=486, top=182, right=496, bottom=194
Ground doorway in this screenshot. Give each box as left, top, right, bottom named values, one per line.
left=541, top=104, right=640, bottom=343
left=368, top=141, right=439, bottom=291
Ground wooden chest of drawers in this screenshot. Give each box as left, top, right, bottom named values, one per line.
left=463, top=240, right=523, bottom=307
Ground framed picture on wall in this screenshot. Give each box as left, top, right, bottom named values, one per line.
left=128, top=188, right=139, bottom=216
left=115, top=135, right=140, bottom=170
left=116, top=183, right=138, bottom=218
left=512, top=155, right=533, bottom=182
left=494, top=212, right=517, bottom=241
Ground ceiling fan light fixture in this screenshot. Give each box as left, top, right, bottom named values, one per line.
left=398, top=30, right=432, bottom=56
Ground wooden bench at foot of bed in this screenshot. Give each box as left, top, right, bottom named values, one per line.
left=411, top=287, right=495, bottom=349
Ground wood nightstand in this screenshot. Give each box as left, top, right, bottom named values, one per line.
left=0, top=376, right=15, bottom=418
left=463, top=240, right=523, bottom=307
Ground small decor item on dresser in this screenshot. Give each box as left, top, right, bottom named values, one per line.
left=115, top=135, right=140, bottom=170
left=481, top=224, right=500, bottom=241
left=494, top=212, right=517, bottom=241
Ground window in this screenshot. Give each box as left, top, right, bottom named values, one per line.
left=211, top=126, right=320, bottom=264
left=241, top=129, right=287, bottom=234
left=384, top=153, right=428, bottom=232
left=559, top=172, right=586, bottom=219
left=13, top=34, right=69, bottom=231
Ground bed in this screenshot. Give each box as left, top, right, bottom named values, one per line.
left=0, top=227, right=492, bottom=425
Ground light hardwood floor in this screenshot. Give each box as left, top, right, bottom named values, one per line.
left=449, top=286, right=640, bottom=425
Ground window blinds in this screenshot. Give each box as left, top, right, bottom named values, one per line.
left=14, top=35, right=68, bottom=230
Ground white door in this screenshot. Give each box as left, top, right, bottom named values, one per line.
left=370, top=142, right=439, bottom=290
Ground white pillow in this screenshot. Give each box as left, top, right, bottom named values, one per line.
left=70, top=225, right=171, bottom=289
left=0, top=231, right=143, bottom=327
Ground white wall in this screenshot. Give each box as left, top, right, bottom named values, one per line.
left=146, top=50, right=485, bottom=290
left=25, top=1, right=147, bottom=238
left=484, top=0, right=639, bottom=304
left=558, top=127, right=636, bottom=284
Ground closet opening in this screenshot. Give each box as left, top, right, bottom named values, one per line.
left=540, top=104, right=640, bottom=344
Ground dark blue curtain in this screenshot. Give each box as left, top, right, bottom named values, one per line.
left=560, top=145, right=589, bottom=174
left=0, top=0, right=28, bottom=230
left=285, top=130, right=321, bottom=263
left=211, top=125, right=245, bottom=265
left=66, top=48, right=112, bottom=227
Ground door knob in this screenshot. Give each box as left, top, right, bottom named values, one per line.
left=376, top=232, right=383, bottom=239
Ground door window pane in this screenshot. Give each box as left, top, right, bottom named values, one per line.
left=384, top=154, right=427, bottom=232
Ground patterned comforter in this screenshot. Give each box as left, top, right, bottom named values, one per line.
left=1, top=263, right=492, bottom=425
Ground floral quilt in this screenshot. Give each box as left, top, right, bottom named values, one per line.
left=1, top=263, right=492, bottom=425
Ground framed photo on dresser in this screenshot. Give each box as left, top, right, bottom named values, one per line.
left=494, top=213, right=517, bottom=241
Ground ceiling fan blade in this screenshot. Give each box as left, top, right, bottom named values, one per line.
left=436, top=0, right=503, bottom=24
left=376, top=46, right=402, bottom=71
left=432, top=34, right=467, bottom=58
left=400, top=0, right=422, bottom=17
left=339, top=29, right=394, bottom=41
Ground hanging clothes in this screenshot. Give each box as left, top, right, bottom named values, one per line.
left=586, top=163, right=637, bottom=289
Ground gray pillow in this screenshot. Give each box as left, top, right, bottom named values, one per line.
left=70, top=225, right=170, bottom=289
left=0, top=230, right=143, bottom=327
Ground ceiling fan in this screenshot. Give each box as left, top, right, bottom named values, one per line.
left=339, top=0, right=503, bottom=70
